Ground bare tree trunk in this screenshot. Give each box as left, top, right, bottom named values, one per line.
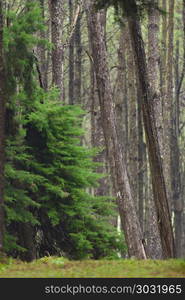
left=89, top=11, right=109, bottom=199
left=171, top=0, right=185, bottom=256
left=160, top=0, right=167, bottom=112
left=0, top=0, right=5, bottom=254
left=163, top=0, right=175, bottom=211
left=68, top=0, right=75, bottom=105
left=125, top=24, right=138, bottom=204
left=122, top=0, right=175, bottom=258
left=37, top=0, right=48, bottom=91
left=74, top=13, right=82, bottom=104
left=147, top=0, right=163, bottom=259
left=49, top=0, right=64, bottom=101
left=86, top=2, right=147, bottom=259
left=136, top=78, right=145, bottom=231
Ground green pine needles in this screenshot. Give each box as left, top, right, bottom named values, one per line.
left=3, top=1, right=125, bottom=260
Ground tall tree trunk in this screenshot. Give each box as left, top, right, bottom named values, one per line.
left=74, top=13, right=82, bottom=104
left=147, top=0, right=163, bottom=259
left=0, top=0, right=5, bottom=255
left=89, top=10, right=109, bottom=199
left=122, top=0, right=175, bottom=258
left=86, top=2, right=147, bottom=259
left=136, top=78, right=145, bottom=231
left=125, top=24, right=138, bottom=204
left=49, top=0, right=63, bottom=101
left=68, top=0, right=75, bottom=105
left=171, top=0, right=185, bottom=257
left=160, top=0, right=167, bottom=112
left=163, top=0, right=175, bottom=211
left=37, top=0, right=48, bottom=91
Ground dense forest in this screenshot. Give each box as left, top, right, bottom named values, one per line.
left=0, top=0, right=185, bottom=265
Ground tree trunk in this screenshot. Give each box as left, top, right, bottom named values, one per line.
left=122, top=0, right=175, bottom=258
left=163, top=0, right=175, bottom=211
left=171, top=0, right=185, bottom=256
left=37, top=0, right=48, bottom=91
left=49, top=0, right=64, bottom=101
left=147, top=0, right=163, bottom=259
left=18, top=223, right=36, bottom=262
left=86, top=2, right=147, bottom=259
left=74, top=13, right=82, bottom=104
left=0, top=0, right=5, bottom=254
left=68, top=0, right=75, bottom=105
left=125, top=24, right=138, bottom=203
left=136, top=78, right=145, bottom=232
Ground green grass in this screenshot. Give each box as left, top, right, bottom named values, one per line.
left=0, top=257, right=184, bottom=278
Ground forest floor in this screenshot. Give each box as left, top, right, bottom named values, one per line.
left=0, top=257, right=185, bottom=278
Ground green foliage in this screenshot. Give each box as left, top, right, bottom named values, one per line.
left=3, top=0, right=125, bottom=260
left=5, top=89, right=125, bottom=259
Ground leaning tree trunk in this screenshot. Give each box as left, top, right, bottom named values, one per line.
left=0, top=0, right=5, bottom=255
left=86, top=1, right=147, bottom=259
left=122, top=0, right=175, bottom=258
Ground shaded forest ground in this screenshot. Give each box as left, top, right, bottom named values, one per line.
left=0, top=257, right=185, bottom=278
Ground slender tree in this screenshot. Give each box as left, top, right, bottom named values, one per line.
left=146, top=0, right=163, bottom=259
left=120, top=0, right=175, bottom=258
left=163, top=0, right=175, bottom=211
left=49, top=0, right=64, bottom=100
left=171, top=0, right=185, bottom=257
left=74, top=13, right=82, bottom=103
left=68, top=0, right=75, bottom=104
left=86, top=1, right=147, bottom=259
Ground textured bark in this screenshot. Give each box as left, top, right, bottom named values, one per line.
left=68, top=0, right=75, bottom=105
left=163, top=0, right=175, bottom=210
left=86, top=2, right=147, bottom=259
left=37, top=0, right=48, bottom=91
left=125, top=24, right=138, bottom=203
left=89, top=11, right=109, bottom=199
left=49, top=0, right=63, bottom=100
left=147, top=0, right=163, bottom=259
left=114, top=28, right=128, bottom=162
left=160, top=0, right=167, bottom=107
left=74, top=14, right=82, bottom=104
left=122, top=0, right=175, bottom=258
left=136, top=79, right=145, bottom=231
left=172, top=16, right=184, bottom=257
left=0, top=0, right=5, bottom=254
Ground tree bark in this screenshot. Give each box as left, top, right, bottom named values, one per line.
left=68, top=0, right=75, bottom=105
left=147, top=0, right=163, bottom=259
left=122, top=0, right=175, bottom=258
left=37, top=0, right=48, bottom=91
left=49, top=0, right=64, bottom=101
left=74, top=13, right=82, bottom=104
left=163, top=0, right=175, bottom=211
left=125, top=24, right=138, bottom=204
left=171, top=0, right=185, bottom=256
left=86, top=2, right=147, bottom=259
